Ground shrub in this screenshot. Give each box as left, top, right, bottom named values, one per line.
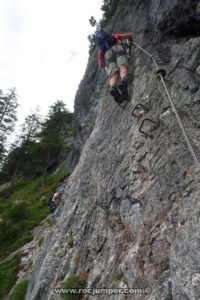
left=163, top=258, right=170, bottom=271
left=165, top=293, right=173, bottom=300
left=122, top=276, right=128, bottom=286
left=112, top=273, right=123, bottom=283
left=9, top=279, right=29, bottom=300
left=61, top=273, right=88, bottom=300
left=6, top=203, right=28, bottom=221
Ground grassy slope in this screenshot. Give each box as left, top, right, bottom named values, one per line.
left=0, top=254, right=22, bottom=299
left=0, top=171, right=69, bottom=298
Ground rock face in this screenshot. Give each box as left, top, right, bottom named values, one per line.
left=26, top=1, right=200, bottom=299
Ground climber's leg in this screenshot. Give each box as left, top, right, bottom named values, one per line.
left=106, top=63, right=122, bottom=103
left=110, top=72, right=121, bottom=103
left=117, top=56, right=130, bottom=100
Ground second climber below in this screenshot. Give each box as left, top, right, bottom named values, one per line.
left=95, top=28, right=133, bottom=103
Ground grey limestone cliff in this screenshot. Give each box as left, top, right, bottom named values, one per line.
left=26, top=1, right=200, bottom=299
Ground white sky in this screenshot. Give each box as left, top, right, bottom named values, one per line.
left=0, top=0, right=103, bottom=126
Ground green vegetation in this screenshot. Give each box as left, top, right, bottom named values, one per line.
left=61, top=273, right=88, bottom=300
left=0, top=93, right=73, bottom=298
left=165, top=293, right=173, bottom=300
left=100, top=0, right=122, bottom=27
left=0, top=83, right=73, bottom=300
left=0, top=100, right=73, bottom=185
left=0, top=88, right=18, bottom=169
left=9, top=279, right=29, bottom=300
left=0, top=171, right=69, bottom=260
left=122, top=276, right=128, bottom=286
left=0, top=170, right=69, bottom=299
left=46, top=217, right=56, bottom=226
left=0, top=254, right=22, bottom=299
left=88, top=0, right=123, bottom=53
left=112, top=272, right=123, bottom=283
left=163, top=258, right=170, bottom=271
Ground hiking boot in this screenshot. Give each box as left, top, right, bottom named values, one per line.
left=110, top=87, right=122, bottom=103
left=118, top=81, right=129, bottom=101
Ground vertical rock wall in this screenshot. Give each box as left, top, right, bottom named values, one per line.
left=26, top=1, right=200, bottom=299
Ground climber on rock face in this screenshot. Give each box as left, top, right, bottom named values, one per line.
left=47, top=186, right=65, bottom=218
left=95, top=29, right=133, bottom=103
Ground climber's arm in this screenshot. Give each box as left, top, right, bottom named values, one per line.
left=114, top=33, right=133, bottom=42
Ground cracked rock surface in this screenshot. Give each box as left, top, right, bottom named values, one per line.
left=26, top=1, right=200, bottom=299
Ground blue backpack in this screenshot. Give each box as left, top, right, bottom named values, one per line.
left=95, top=29, right=116, bottom=54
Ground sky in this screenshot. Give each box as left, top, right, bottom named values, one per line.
left=0, top=0, right=103, bottom=128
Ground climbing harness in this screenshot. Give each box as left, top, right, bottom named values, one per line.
left=130, top=41, right=200, bottom=170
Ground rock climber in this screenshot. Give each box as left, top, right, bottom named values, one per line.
left=95, top=28, right=133, bottom=103
left=48, top=186, right=65, bottom=217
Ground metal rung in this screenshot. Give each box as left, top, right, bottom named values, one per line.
left=132, top=103, right=149, bottom=118
left=139, top=118, right=160, bottom=138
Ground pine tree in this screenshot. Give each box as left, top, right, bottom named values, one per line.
left=1, top=109, right=42, bottom=187
left=20, top=107, right=42, bottom=142
left=0, top=101, right=73, bottom=186
left=39, top=100, right=73, bottom=183
left=12, top=109, right=43, bottom=185
left=0, top=88, right=18, bottom=134
left=100, top=0, right=121, bottom=26
left=0, top=88, right=18, bottom=168
left=0, top=134, right=7, bottom=170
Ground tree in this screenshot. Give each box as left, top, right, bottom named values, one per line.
left=48, top=100, right=73, bottom=134
left=39, top=100, right=73, bottom=183
left=0, top=88, right=18, bottom=168
left=20, top=107, right=42, bottom=142
left=0, top=88, right=18, bottom=134
left=0, top=109, right=42, bottom=187
left=100, top=0, right=121, bottom=26
left=0, top=100, right=73, bottom=186
left=0, top=134, right=7, bottom=170
left=11, top=109, right=43, bottom=185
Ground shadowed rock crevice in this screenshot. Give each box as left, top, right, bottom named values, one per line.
left=158, top=2, right=200, bottom=37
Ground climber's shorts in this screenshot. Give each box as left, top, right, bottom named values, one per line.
left=105, top=44, right=129, bottom=78
left=49, top=200, right=57, bottom=214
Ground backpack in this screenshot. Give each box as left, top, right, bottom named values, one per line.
left=95, top=29, right=116, bottom=54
